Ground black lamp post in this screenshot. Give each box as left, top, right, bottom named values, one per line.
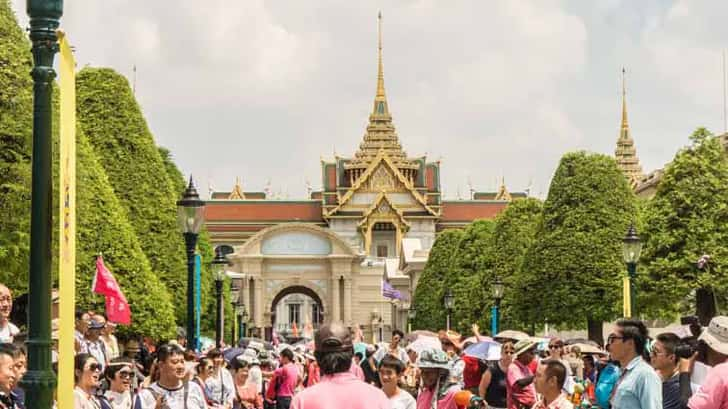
left=211, top=250, right=228, bottom=348
left=492, top=276, right=505, bottom=335
left=622, top=224, right=642, bottom=318
left=177, top=177, right=205, bottom=350
left=241, top=307, right=249, bottom=338
left=230, top=280, right=241, bottom=345
left=407, top=304, right=417, bottom=333
left=23, top=2, right=63, bottom=408
left=443, top=288, right=454, bottom=331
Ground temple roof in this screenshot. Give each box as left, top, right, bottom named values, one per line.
left=615, top=68, right=644, bottom=187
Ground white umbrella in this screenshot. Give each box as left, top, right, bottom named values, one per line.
left=407, top=336, right=442, bottom=354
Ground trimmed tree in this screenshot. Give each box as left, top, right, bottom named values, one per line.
left=411, top=229, right=464, bottom=331
left=640, top=128, right=728, bottom=325
left=0, top=0, right=32, bottom=290
left=492, top=198, right=543, bottom=331
left=76, top=68, right=189, bottom=324
left=521, top=151, right=636, bottom=342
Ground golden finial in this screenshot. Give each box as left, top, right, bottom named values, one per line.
left=373, top=11, right=388, bottom=115
left=621, top=67, right=629, bottom=133
left=228, top=177, right=245, bottom=200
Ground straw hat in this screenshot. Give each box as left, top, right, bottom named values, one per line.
left=699, top=316, right=728, bottom=356
left=513, top=339, right=537, bottom=358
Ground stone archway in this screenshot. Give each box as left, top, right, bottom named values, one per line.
left=269, top=285, right=324, bottom=341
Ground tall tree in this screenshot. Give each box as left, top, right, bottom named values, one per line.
left=0, top=0, right=32, bottom=290
left=411, top=229, right=463, bottom=331
left=76, top=68, right=189, bottom=324
left=492, top=198, right=543, bottom=331
left=521, top=151, right=636, bottom=343
left=640, top=128, right=728, bottom=325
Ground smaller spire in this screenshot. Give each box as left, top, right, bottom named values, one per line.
left=621, top=67, right=629, bottom=134
left=228, top=177, right=245, bottom=200
left=494, top=177, right=512, bottom=201
left=615, top=68, right=644, bottom=186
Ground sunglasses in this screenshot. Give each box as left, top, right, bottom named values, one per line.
left=548, top=344, right=563, bottom=349
left=607, top=335, right=625, bottom=344
left=502, top=350, right=515, bottom=355
left=86, top=363, right=102, bottom=372
left=117, top=371, right=133, bottom=378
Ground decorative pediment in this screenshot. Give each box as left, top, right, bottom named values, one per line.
left=325, top=150, right=438, bottom=217
left=358, top=192, right=410, bottom=230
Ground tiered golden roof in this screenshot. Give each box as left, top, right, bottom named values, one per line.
left=615, top=69, right=644, bottom=187
left=345, top=12, right=419, bottom=176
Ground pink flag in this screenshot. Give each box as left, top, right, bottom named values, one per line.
left=93, top=256, right=131, bottom=325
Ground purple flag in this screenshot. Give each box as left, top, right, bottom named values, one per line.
left=382, top=280, right=404, bottom=300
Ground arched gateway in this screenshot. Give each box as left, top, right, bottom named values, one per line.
left=227, top=223, right=374, bottom=341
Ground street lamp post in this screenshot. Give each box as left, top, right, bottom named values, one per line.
left=407, top=304, right=416, bottom=333
left=230, top=280, right=241, bottom=345
left=443, top=288, right=454, bottom=331
left=177, top=177, right=205, bottom=350
left=23, top=2, right=63, bottom=408
left=622, top=224, right=642, bottom=318
left=211, top=250, right=228, bottom=348
left=241, top=307, right=249, bottom=338
left=492, top=276, right=505, bottom=335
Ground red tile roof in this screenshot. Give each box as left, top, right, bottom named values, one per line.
left=439, top=201, right=508, bottom=221
left=205, top=201, right=324, bottom=222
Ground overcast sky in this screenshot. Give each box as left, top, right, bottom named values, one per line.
left=11, top=0, right=728, bottom=199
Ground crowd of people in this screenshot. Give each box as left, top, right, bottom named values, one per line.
left=1, top=284, right=728, bottom=409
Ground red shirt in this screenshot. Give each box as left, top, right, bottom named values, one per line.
left=273, top=363, right=298, bottom=397
left=462, top=355, right=484, bottom=389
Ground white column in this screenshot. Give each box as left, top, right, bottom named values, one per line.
left=254, top=279, right=264, bottom=328
left=330, top=277, right=341, bottom=323
left=343, top=278, right=353, bottom=325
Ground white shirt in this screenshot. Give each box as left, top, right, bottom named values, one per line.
left=389, top=389, right=416, bottom=409
left=204, top=367, right=235, bottom=406
left=134, top=381, right=206, bottom=409
left=374, top=345, right=409, bottom=364
left=104, top=390, right=132, bottom=409
left=0, top=322, right=19, bottom=344
left=247, top=365, right=263, bottom=392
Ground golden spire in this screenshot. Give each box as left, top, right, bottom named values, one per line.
left=494, top=177, right=512, bottom=201
left=373, top=11, right=389, bottom=116
left=615, top=68, right=644, bottom=186
left=228, top=177, right=245, bottom=200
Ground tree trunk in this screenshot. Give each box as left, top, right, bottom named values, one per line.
left=696, top=288, right=717, bottom=326
left=587, top=317, right=604, bottom=346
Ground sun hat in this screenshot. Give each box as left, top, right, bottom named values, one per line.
left=513, top=339, right=537, bottom=358
left=247, top=340, right=264, bottom=352
left=416, top=348, right=451, bottom=371
left=699, top=315, right=728, bottom=356
left=88, top=320, right=105, bottom=330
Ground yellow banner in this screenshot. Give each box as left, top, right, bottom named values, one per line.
left=623, top=276, right=631, bottom=318
left=58, top=31, right=76, bottom=408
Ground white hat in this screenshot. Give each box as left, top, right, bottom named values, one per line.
left=699, top=316, right=728, bottom=356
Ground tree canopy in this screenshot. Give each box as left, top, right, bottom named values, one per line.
left=639, top=128, right=728, bottom=324
left=521, top=151, right=636, bottom=340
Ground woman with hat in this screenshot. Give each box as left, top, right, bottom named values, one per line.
left=231, top=357, right=262, bottom=409
left=415, top=348, right=461, bottom=409
left=103, top=358, right=135, bottom=409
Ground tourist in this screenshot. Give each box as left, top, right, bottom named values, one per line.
left=546, top=338, right=574, bottom=393
left=582, top=355, right=596, bottom=384
left=349, top=352, right=365, bottom=381
left=83, top=318, right=109, bottom=370
left=378, top=355, right=416, bottom=409
left=565, top=345, right=583, bottom=381
left=650, top=333, right=685, bottom=409
left=206, top=348, right=235, bottom=409
left=245, top=349, right=264, bottom=392
left=479, top=340, right=514, bottom=409
left=272, top=348, right=298, bottom=409
left=374, top=329, right=408, bottom=364
left=0, top=286, right=18, bottom=344
left=122, top=338, right=144, bottom=391
left=191, top=357, right=215, bottom=406
left=103, top=358, right=135, bottom=409
left=73, top=353, right=104, bottom=409
left=290, top=322, right=389, bottom=409
left=360, top=345, right=380, bottom=387
left=416, top=348, right=460, bottom=409
left=686, top=315, right=728, bottom=409
left=231, top=357, right=262, bottom=409
left=0, top=346, right=20, bottom=409
left=532, top=360, right=572, bottom=409
left=134, top=343, right=207, bottom=409
left=303, top=354, right=318, bottom=388
left=75, top=310, right=91, bottom=353
left=506, top=339, right=537, bottom=409
left=101, top=320, right=120, bottom=361
left=607, top=319, right=662, bottom=408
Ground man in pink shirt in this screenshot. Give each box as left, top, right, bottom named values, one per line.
left=506, top=339, right=537, bottom=409
left=689, top=316, right=728, bottom=409
left=290, top=322, right=389, bottom=409
left=274, top=348, right=299, bottom=409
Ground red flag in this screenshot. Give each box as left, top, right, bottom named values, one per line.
left=93, top=256, right=131, bottom=324
left=105, top=295, right=131, bottom=325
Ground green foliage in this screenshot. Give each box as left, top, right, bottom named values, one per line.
left=447, top=220, right=496, bottom=333
left=0, top=0, right=32, bottom=290
left=639, top=128, right=728, bottom=318
left=492, top=198, right=543, bottom=330
left=73, top=130, right=176, bottom=339
left=76, top=68, right=189, bottom=324
left=412, top=229, right=464, bottom=331
left=521, top=151, right=636, bottom=329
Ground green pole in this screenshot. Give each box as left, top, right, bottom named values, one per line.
left=627, top=262, right=637, bottom=317
left=24, top=1, right=63, bottom=408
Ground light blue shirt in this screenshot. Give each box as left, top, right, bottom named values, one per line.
left=611, top=355, right=662, bottom=409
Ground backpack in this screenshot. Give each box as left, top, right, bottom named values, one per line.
left=595, top=363, right=620, bottom=409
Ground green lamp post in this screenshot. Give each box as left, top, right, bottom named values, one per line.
left=211, top=249, right=228, bottom=348
left=622, top=224, right=642, bottom=318
left=177, top=177, right=205, bottom=350
left=23, top=2, right=63, bottom=409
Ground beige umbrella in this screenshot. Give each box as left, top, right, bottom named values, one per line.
left=572, top=343, right=607, bottom=355
left=494, top=330, right=530, bottom=342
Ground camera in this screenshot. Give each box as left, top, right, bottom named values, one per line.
left=675, top=316, right=704, bottom=360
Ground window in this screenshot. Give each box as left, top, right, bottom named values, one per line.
left=377, top=245, right=388, bottom=258
left=311, top=303, right=320, bottom=324
left=288, top=304, right=300, bottom=325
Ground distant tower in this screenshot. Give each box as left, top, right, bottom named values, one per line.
left=615, top=68, right=644, bottom=187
